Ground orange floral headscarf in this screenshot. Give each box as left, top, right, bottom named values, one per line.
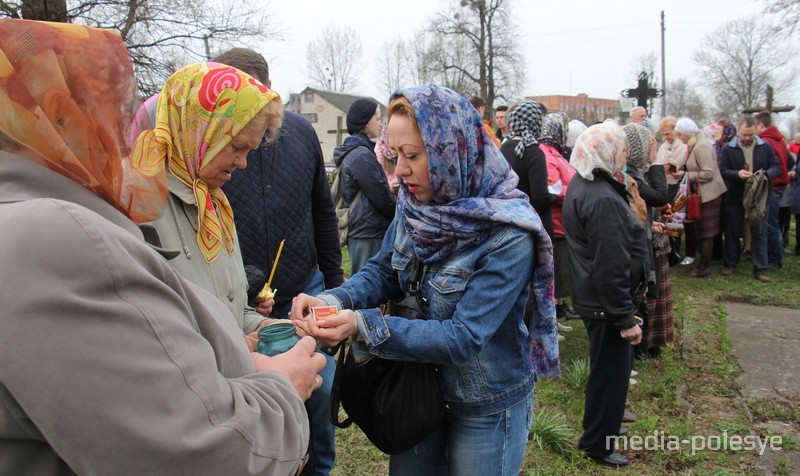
left=0, top=19, right=167, bottom=223
left=130, top=62, right=280, bottom=262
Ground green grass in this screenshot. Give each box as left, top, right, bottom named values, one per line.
left=331, top=231, right=800, bottom=475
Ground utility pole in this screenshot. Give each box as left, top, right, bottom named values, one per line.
left=660, top=10, right=666, bottom=118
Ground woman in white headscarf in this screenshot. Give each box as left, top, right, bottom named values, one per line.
left=562, top=122, right=647, bottom=468
left=674, top=117, right=727, bottom=277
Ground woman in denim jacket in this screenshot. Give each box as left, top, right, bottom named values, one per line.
left=292, top=85, right=559, bottom=475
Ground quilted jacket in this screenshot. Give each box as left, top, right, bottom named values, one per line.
left=223, top=111, right=344, bottom=308
left=332, top=133, right=395, bottom=240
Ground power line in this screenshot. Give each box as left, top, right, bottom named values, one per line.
left=529, top=22, right=658, bottom=37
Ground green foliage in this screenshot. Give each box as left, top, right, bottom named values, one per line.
left=561, top=357, right=590, bottom=390
left=528, top=408, right=575, bottom=455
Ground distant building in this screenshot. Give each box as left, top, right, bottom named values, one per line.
left=527, top=93, right=620, bottom=125
left=286, top=87, right=386, bottom=167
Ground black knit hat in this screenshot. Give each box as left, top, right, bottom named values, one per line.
left=346, top=98, right=378, bottom=135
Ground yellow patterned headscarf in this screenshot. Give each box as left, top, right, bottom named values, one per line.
left=131, top=62, right=280, bottom=262
left=0, top=19, right=167, bottom=223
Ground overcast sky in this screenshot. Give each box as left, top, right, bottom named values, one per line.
left=252, top=0, right=797, bottom=112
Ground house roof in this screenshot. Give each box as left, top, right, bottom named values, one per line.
left=302, top=87, right=387, bottom=114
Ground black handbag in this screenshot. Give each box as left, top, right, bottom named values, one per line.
left=329, top=258, right=445, bottom=455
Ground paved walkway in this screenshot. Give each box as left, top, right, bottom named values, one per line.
left=726, top=303, right=800, bottom=475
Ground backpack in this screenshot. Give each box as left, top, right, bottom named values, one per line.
left=743, top=170, right=772, bottom=225
left=331, top=146, right=370, bottom=247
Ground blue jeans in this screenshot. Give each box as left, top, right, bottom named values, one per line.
left=272, top=269, right=336, bottom=476
left=388, top=391, right=534, bottom=476
left=347, top=237, right=384, bottom=274
left=767, top=190, right=784, bottom=266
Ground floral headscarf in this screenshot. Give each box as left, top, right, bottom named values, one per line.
left=392, top=84, right=559, bottom=378
left=374, top=123, right=396, bottom=183
left=130, top=62, right=280, bottom=262
left=715, top=122, right=737, bottom=158
left=507, top=100, right=543, bottom=159
left=539, top=112, right=570, bottom=157
left=0, top=20, right=167, bottom=223
left=623, top=122, right=654, bottom=170
left=570, top=122, right=628, bottom=181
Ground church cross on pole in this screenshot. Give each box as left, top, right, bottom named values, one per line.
left=620, top=72, right=663, bottom=115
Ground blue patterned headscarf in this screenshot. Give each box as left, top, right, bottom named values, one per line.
left=391, top=84, right=560, bottom=378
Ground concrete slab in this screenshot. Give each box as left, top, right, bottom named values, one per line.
left=726, top=302, right=800, bottom=401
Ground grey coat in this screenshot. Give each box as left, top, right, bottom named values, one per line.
left=0, top=152, right=308, bottom=475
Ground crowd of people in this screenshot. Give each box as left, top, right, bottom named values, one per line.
left=2, top=17, right=798, bottom=476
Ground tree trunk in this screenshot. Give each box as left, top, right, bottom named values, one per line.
left=22, top=0, right=68, bottom=22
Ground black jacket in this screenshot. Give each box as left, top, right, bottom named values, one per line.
left=500, top=140, right=555, bottom=238
left=719, top=136, right=780, bottom=205
left=223, top=111, right=344, bottom=307
left=333, top=133, right=395, bottom=239
left=562, top=170, right=648, bottom=330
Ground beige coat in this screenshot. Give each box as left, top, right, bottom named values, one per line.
left=656, top=138, right=689, bottom=185
left=148, top=174, right=263, bottom=334
left=686, top=136, right=727, bottom=203
left=0, top=152, right=308, bottom=475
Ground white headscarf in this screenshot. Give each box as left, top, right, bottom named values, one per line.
left=566, top=119, right=588, bottom=149
left=675, top=117, right=700, bottom=136
left=569, top=122, right=628, bottom=181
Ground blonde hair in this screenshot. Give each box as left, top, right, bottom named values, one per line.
left=388, top=96, right=421, bottom=136
left=659, top=116, right=677, bottom=133
left=255, top=100, right=284, bottom=145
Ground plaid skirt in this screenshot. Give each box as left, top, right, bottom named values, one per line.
left=554, top=238, right=573, bottom=299
left=647, top=250, right=674, bottom=348
left=697, top=196, right=722, bottom=239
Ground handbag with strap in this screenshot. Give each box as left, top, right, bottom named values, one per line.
left=686, top=177, right=702, bottom=221
left=329, top=257, right=445, bottom=455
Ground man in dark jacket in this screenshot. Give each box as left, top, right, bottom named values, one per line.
left=334, top=98, right=395, bottom=273
left=755, top=111, right=790, bottom=268
left=719, top=115, right=781, bottom=282
left=213, top=48, right=343, bottom=476
left=563, top=123, right=645, bottom=468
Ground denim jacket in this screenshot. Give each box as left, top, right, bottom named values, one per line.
left=319, top=217, right=535, bottom=417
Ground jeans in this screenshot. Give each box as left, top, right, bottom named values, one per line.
left=347, top=237, right=384, bottom=274
left=272, top=269, right=336, bottom=476
left=723, top=202, right=769, bottom=272
left=388, top=391, right=534, bottom=476
left=767, top=190, right=784, bottom=266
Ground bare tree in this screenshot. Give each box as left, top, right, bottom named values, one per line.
left=692, top=17, right=797, bottom=118
left=424, top=0, right=525, bottom=118
left=764, top=0, right=800, bottom=32
left=666, top=78, right=707, bottom=123
left=375, top=37, right=411, bottom=99
left=1, top=0, right=281, bottom=97
left=305, top=24, right=363, bottom=93
left=629, top=51, right=659, bottom=85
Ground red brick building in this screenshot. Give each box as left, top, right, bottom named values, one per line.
left=527, top=93, right=620, bottom=125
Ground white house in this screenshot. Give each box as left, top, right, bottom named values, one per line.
left=286, top=87, right=386, bottom=169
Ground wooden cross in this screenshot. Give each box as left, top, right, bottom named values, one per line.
left=327, top=116, right=348, bottom=147
left=741, top=85, right=796, bottom=114
left=620, top=72, right=663, bottom=114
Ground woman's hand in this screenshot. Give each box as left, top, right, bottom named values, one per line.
left=289, top=293, right=328, bottom=321
left=672, top=169, right=685, bottom=179
left=652, top=222, right=666, bottom=235
left=294, top=309, right=359, bottom=348
left=250, top=297, right=275, bottom=317
left=251, top=336, right=327, bottom=400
